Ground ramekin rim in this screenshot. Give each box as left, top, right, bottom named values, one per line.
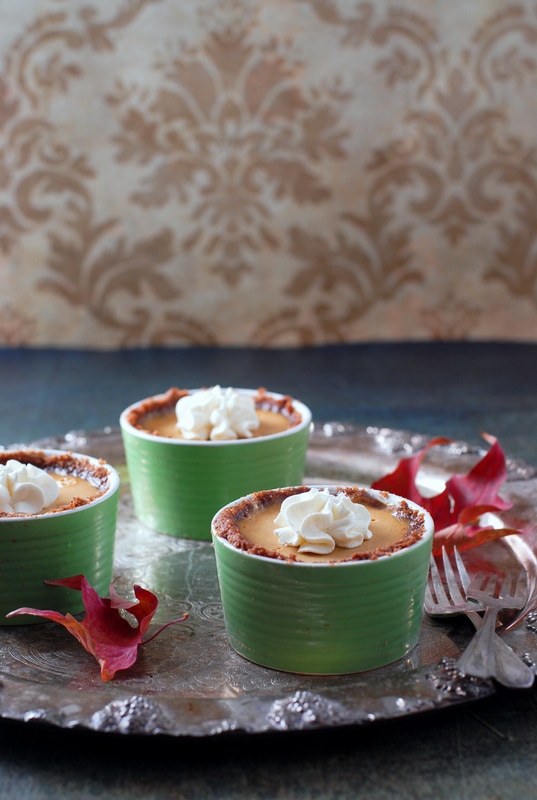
left=119, top=387, right=312, bottom=445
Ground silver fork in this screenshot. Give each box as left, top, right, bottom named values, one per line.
left=425, top=548, right=534, bottom=688
left=425, top=547, right=477, bottom=619
left=457, top=570, right=531, bottom=684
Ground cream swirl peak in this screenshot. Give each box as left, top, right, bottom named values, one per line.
left=0, top=459, right=59, bottom=514
left=175, top=386, right=260, bottom=441
left=273, top=487, right=373, bottom=555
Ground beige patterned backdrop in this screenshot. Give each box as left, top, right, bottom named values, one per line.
left=1, top=0, right=537, bottom=348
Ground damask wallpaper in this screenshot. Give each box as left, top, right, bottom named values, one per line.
left=1, top=0, right=536, bottom=348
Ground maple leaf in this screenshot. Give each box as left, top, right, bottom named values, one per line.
left=371, top=432, right=519, bottom=555
left=6, top=575, right=188, bottom=681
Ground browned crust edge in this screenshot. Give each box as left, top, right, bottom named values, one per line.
left=212, top=485, right=427, bottom=563
left=126, top=387, right=303, bottom=437
left=0, top=450, right=110, bottom=518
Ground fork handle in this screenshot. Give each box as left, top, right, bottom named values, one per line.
left=457, top=606, right=498, bottom=678
left=458, top=608, right=534, bottom=689
left=490, top=635, right=535, bottom=689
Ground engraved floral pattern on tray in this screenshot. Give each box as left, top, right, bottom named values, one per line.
left=1, top=425, right=537, bottom=738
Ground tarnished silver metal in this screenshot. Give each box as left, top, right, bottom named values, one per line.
left=456, top=570, right=533, bottom=686
left=425, top=549, right=534, bottom=688
left=425, top=548, right=479, bottom=619
left=0, top=424, right=536, bottom=738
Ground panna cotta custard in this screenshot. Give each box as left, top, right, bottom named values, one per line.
left=0, top=448, right=120, bottom=625
left=120, top=385, right=312, bottom=539
left=214, top=485, right=426, bottom=564
left=0, top=450, right=109, bottom=517
left=125, top=385, right=301, bottom=441
left=211, top=484, right=434, bottom=674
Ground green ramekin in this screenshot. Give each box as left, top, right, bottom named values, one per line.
left=0, top=449, right=120, bottom=625
left=211, top=486, right=434, bottom=674
left=119, top=388, right=312, bottom=541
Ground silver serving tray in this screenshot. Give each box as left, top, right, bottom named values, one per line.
left=1, top=424, right=537, bottom=738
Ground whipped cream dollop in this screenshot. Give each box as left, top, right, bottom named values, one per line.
left=0, top=459, right=59, bottom=514
left=175, top=386, right=260, bottom=441
left=274, top=488, right=373, bottom=555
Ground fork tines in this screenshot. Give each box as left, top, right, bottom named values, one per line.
left=425, top=546, right=477, bottom=616
left=467, top=569, right=527, bottom=610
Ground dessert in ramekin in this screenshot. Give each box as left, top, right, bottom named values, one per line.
left=211, top=485, right=434, bottom=674
left=0, top=448, right=120, bottom=625
left=120, top=386, right=312, bottom=540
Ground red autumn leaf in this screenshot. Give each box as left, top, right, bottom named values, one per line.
left=371, top=436, right=454, bottom=529
left=6, top=575, right=188, bottom=681
left=433, top=519, right=524, bottom=553
left=371, top=432, right=516, bottom=554
left=445, top=432, right=512, bottom=516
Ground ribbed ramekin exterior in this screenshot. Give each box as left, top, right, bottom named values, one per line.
left=0, top=455, right=119, bottom=625
left=120, top=391, right=311, bottom=540
left=212, top=490, right=434, bottom=674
